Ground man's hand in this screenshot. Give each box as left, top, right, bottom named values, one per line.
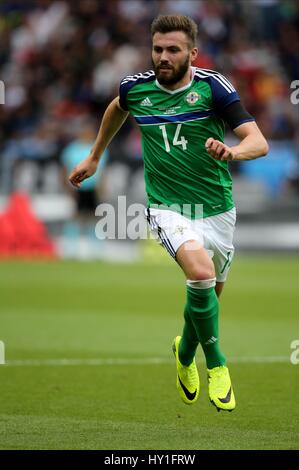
left=205, top=138, right=235, bottom=161
left=69, top=155, right=98, bottom=188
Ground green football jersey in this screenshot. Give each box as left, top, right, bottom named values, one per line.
left=119, top=67, right=249, bottom=218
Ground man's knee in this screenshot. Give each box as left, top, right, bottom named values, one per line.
left=187, top=262, right=215, bottom=281
left=176, top=241, right=215, bottom=281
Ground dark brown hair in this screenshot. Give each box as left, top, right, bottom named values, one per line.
left=151, top=15, right=198, bottom=48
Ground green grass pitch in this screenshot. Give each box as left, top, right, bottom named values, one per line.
left=0, top=255, right=298, bottom=450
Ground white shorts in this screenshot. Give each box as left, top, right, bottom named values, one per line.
left=146, top=207, right=236, bottom=282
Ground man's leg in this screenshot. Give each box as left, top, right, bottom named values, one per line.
left=146, top=208, right=235, bottom=410
left=176, top=241, right=235, bottom=412
left=177, top=281, right=224, bottom=366
left=176, top=240, right=226, bottom=370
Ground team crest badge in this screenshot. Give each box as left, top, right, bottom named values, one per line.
left=172, top=225, right=188, bottom=236
left=185, top=91, right=200, bottom=105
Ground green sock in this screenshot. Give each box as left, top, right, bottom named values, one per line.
left=178, top=305, right=200, bottom=366
left=184, top=285, right=226, bottom=369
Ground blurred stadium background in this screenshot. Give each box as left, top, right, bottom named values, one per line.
left=0, top=0, right=299, bottom=451
left=0, top=0, right=299, bottom=258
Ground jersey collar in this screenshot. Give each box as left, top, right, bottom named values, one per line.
left=155, top=66, right=195, bottom=94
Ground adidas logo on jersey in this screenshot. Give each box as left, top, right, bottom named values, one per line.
left=140, top=97, right=153, bottom=106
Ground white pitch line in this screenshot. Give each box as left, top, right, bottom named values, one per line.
left=4, top=357, right=169, bottom=367
left=2, top=356, right=290, bottom=367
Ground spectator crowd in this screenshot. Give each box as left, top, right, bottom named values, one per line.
left=0, top=0, right=299, bottom=198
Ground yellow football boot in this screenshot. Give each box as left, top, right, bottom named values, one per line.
left=207, top=365, right=236, bottom=412
left=172, top=336, right=200, bottom=405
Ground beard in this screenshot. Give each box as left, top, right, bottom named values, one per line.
left=153, top=56, right=190, bottom=85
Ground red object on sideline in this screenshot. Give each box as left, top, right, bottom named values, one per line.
left=0, top=192, right=57, bottom=258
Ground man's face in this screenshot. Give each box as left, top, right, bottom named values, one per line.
left=152, top=31, right=197, bottom=85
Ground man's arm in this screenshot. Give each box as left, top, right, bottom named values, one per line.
left=69, top=97, right=129, bottom=188
left=205, top=121, right=269, bottom=162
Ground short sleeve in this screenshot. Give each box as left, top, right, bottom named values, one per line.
left=209, top=73, right=240, bottom=111
left=118, top=70, right=155, bottom=111
left=218, top=101, right=255, bottom=130
left=119, top=78, right=130, bottom=111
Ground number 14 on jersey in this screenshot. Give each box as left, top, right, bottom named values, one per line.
left=159, top=124, right=188, bottom=152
